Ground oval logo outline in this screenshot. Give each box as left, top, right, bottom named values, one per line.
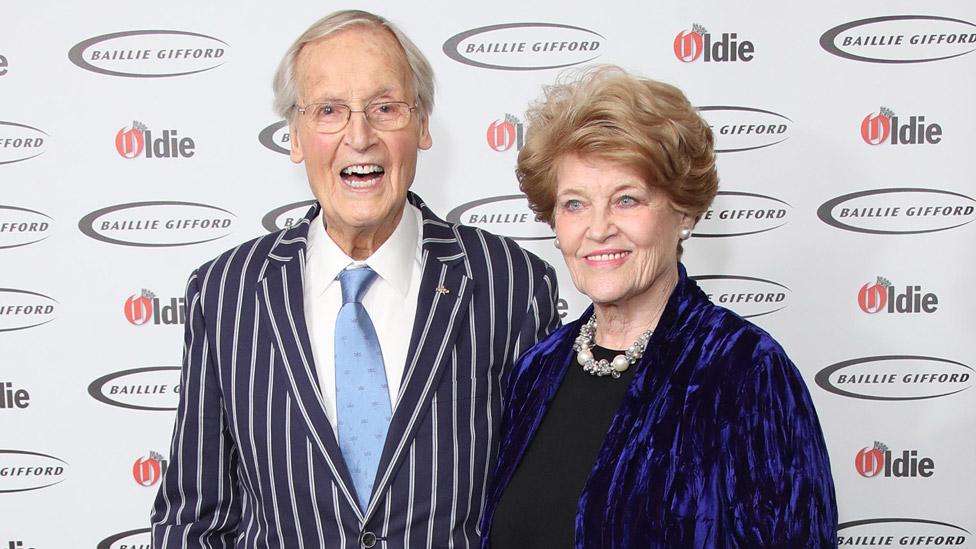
left=258, top=120, right=290, bottom=155
left=261, top=200, right=317, bottom=232
left=697, top=106, right=793, bottom=153
left=87, top=366, right=182, bottom=411
left=817, top=187, right=976, bottom=235
left=78, top=200, right=236, bottom=247
left=0, top=121, right=49, bottom=166
left=68, top=29, right=229, bottom=78
left=446, top=194, right=554, bottom=241
left=691, top=274, right=791, bottom=318
left=0, top=287, right=58, bottom=332
left=0, top=205, right=54, bottom=249
left=815, top=355, right=975, bottom=401
left=820, top=15, right=976, bottom=64
left=0, top=449, right=69, bottom=493
left=97, top=528, right=152, bottom=549
left=695, top=191, right=792, bottom=238
left=442, top=22, right=605, bottom=71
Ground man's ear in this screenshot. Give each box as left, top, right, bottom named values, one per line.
left=417, top=116, right=432, bottom=151
left=290, top=123, right=304, bottom=163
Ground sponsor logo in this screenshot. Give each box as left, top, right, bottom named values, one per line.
left=0, top=449, right=68, bottom=493
left=820, top=15, right=976, bottom=64
left=258, top=120, right=290, bottom=155
left=68, top=30, right=228, bottom=78
left=115, top=120, right=196, bottom=159
left=0, top=205, right=53, bottom=249
left=97, top=528, right=151, bottom=549
left=443, top=23, right=605, bottom=70
left=486, top=114, right=524, bottom=152
left=133, top=451, right=167, bottom=487
left=818, top=188, right=976, bottom=235
left=693, top=275, right=790, bottom=318
left=0, top=54, right=8, bottom=76
left=838, top=518, right=971, bottom=547
left=858, top=276, right=937, bottom=314
left=0, top=121, right=48, bottom=166
left=0, top=288, right=57, bottom=332
left=695, top=191, right=790, bottom=237
left=0, top=382, right=31, bottom=409
left=855, top=441, right=934, bottom=478
left=6, top=542, right=37, bottom=549
left=123, top=289, right=185, bottom=326
left=88, top=366, right=181, bottom=411
left=697, top=106, right=792, bottom=153
left=816, top=355, right=974, bottom=401
left=446, top=195, right=554, bottom=241
left=674, top=23, right=755, bottom=63
left=861, top=106, right=942, bottom=145
left=261, top=200, right=316, bottom=232
left=79, top=201, right=235, bottom=247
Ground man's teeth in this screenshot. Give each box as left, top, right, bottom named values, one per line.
left=587, top=252, right=628, bottom=261
left=341, top=164, right=384, bottom=175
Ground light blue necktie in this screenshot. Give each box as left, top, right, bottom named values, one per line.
left=335, top=266, right=391, bottom=512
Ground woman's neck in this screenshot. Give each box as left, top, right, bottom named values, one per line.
left=591, top=267, right=678, bottom=349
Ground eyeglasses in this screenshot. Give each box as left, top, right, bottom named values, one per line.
left=295, top=101, right=417, bottom=133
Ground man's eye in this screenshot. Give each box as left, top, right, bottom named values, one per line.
left=375, top=103, right=394, bottom=114
left=317, top=105, right=340, bottom=117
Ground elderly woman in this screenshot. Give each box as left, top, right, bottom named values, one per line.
left=481, top=67, right=837, bottom=548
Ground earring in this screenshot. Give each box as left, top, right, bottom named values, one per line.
left=553, top=237, right=561, bottom=249
left=679, top=228, right=692, bottom=240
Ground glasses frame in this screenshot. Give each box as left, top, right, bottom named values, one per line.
left=295, top=100, right=418, bottom=134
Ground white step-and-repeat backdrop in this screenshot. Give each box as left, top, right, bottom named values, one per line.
left=2, top=1, right=974, bottom=547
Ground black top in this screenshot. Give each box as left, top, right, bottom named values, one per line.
left=490, top=345, right=636, bottom=548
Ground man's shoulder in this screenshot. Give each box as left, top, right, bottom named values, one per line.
left=190, top=224, right=304, bottom=290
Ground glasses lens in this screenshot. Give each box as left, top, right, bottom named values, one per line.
left=366, top=102, right=411, bottom=130
left=310, top=103, right=349, bottom=133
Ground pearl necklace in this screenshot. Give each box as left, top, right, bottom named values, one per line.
left=573, top=315, right=653, bottom=379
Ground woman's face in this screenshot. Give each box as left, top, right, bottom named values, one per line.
left=553, top=154, right=693, bottom=308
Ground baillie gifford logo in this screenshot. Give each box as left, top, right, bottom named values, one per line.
left=858, top=276, right=938, bottom=314
left=132, top=451, right=167, bottom=487
left=674, top=23, right=755, bottom=63
left=861, top=107, right=942, bottom=145
left=855, top=441, right=934, bottom=478
left=486, top=114, right=524, bottom=152
left=116, top=120, right=196, bottom=159
left=124, top=289, right=185, bottom=326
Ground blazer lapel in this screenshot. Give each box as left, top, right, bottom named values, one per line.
left=255, top=206, right=362, bottom=518
left=365, top=194, right=474, bottom=519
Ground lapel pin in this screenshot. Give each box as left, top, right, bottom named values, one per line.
left=435, top=286, right=450, bottom=295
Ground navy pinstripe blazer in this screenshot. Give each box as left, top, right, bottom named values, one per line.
left=150, top=192, right=560, bottom=548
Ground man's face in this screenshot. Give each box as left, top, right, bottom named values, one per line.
left=290, top=26, right=431, bottom=253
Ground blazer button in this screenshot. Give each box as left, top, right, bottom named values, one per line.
left=360, top=531, right=377, bottom=548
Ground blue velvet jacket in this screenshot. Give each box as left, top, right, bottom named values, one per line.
left=482, top=265, right=838, bottom=548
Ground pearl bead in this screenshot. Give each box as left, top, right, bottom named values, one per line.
left=577, top=349, right=593, bottom=366
left=611, top=354, right=630, bottom=372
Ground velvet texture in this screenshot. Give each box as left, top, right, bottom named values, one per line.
left=482, top=264, right=838, bottom=548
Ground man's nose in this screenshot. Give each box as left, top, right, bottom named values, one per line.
left=343, top=110, right=378, bottom=151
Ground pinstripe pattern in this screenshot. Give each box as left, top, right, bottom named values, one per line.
left=151, top=193, right=560, bottom=548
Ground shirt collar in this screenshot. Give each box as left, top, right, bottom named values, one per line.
left=306, top=203, right=422, bottom=297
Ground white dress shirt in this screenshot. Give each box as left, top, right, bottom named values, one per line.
left=303, top=204, right=423, bottom=428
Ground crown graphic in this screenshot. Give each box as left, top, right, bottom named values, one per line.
left=504, top=113, right=522, bottom=125
left=149, top=450, right=164, bottom=461
left=873, top=441, right=888, bottom=453
left=876, top=276, right=892, bottom=288
left=140, top=288, right=157, bottom=300
left=692, top=23, right=708, bottom=35
left=132, top=120, right=148, bottom=132
left=878, top=107, right=895, bottom=119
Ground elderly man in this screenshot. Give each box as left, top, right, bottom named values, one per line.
left=150, top=10, right=559, bottom=549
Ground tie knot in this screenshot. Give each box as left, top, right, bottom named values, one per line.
left=339, top=266, right=377, bottom=304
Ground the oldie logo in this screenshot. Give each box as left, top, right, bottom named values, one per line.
left=816, top=355, right=973, bottom=401
left=258, top=120, right=290, bottom=155
left=861, top=106, right=942, bottom=145
left=695, top=191, right=790, bottom=237
left=0, top=449, right=68, bottom=493
left=855, top=441, right=934, bottom=478
left=98, top=528, right=152, bottom=549
left=1, top=381, right=31, bottom=409
left=443, top=23, right=605, bottom=70
left=133, top=451, right=168, bottom=487
left=88, top=366, right=181, bottom=411
left=115, top=120, right=196, bottom=159
left=486, top=114, right=524, bottom=152
left=693, top=275, right=790, bottom=318
left=818, top=188, right=976, bottom=235
left=123, top=289, right=185, bottom=326
left=697, top=106, right=792, bottom=153
left=0, top=121, right=48, bottom=166
left=262, top=200, right=317, bottom=232
left=838, top=518, right=970, bottom=547
left=674, top=23, right=755, bottom=63
left=446, top=195, right=553, bottom=241
left=820, top=15, right=976, bottom=63
left=858, top=276, right=938, bottom=314
left=68, top=30, right=229, bottom=77
left=0, top=205, right=53, bottom=250
left=79, top=201, right=235, bottom=247
left=0, top=288, right=57, bottom=332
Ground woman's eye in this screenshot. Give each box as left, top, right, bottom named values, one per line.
left=617, top=195, right=638, bottom=207
left=564, top=199, right=583, bottom=211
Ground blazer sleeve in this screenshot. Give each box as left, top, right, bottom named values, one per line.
left=510, top=260, right=561, bottom=366
left=151, top=269, right=243, bottom=547
left=724, top=349, right=838, bottom=548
